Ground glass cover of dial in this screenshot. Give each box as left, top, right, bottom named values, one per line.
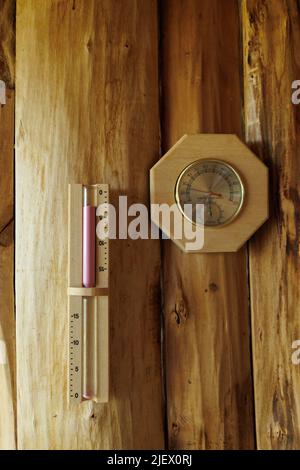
left=175, top=159, right=244, bottom=227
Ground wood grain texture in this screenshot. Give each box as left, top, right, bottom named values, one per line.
left=243, top=0, right=300, bottom=449
left=0, top=0, right=15, bottom=450
left=161, top=0, right=255, bottom=449
left=16, top=0, right=163, bottom=449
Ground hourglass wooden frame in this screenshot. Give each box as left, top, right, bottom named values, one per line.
left=68, top=183, right=109, bottom=404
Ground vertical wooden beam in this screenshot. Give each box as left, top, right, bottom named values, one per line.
left=243, top=0, right=300, bottom=449
left=161, top=0, right=255, bottom=449
left=16, top=0, right=164, bottom=449
left=0, top=0, right=15, bottom=450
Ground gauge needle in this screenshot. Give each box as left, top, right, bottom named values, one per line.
left=190, top=188, right=222, bottom=197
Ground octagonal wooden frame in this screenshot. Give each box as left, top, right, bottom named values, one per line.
left=150, top=134, right=269, bottom=253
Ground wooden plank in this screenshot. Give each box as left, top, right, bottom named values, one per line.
left=161, top=0, right=255, bottom=449
left=16, top=0, right=164, bottom=449
left=0, top=0, right=15, bottom=450
left=242, top=0, right=300, bottom=449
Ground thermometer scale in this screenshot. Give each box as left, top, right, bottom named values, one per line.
left=68, top=184, right=109, bottom=404
left=175, top=159, right=244, bottom=227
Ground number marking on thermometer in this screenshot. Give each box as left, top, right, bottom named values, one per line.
left=69, top=296, right=82, bottom=403
left=96, top=184, right=109, bottom=289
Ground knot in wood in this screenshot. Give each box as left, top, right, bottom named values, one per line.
left=172, top=298, right=188, bottom=325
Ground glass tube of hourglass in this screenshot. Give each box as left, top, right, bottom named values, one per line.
left=82, top=185, right=97, bottom=400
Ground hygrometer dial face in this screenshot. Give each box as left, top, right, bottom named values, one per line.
left=175, top=159, right=244, bottom=227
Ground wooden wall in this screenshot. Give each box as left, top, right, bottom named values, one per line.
left=0, top=0, right=15, bottom=450
left=15, top=0, right=163, bottom=449
left=161, top=0, right=254, bottom=449
left=0, top=0, right=298, bottom=449
left=243, top=0, right=300, bottom=449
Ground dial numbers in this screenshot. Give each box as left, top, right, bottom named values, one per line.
left=175, top=159, right=244, bottom=227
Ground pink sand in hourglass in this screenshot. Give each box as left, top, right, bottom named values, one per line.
left=83, top=205, right=96, bottom=288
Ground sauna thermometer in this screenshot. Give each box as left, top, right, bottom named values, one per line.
left=68, top=183, right=109, bottom=404
left=175, top=159, right=244, bottom=227
left=150, top=134, right=269, bottom=252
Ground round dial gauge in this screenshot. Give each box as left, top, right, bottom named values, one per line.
left=175, top=159, right=244, bottom=227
